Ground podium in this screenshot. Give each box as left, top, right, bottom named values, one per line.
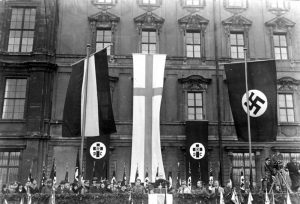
left=148, top=192, right=173, bottom=204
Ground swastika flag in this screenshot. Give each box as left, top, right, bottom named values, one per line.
left=224, top=60, right=277, bottom=142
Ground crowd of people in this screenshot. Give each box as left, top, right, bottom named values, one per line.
left=1, top=151, right=300, bottom=203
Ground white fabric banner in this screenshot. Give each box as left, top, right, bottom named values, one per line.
left=81, top=55, right=100, bottom=136
left=130, top=54, right=166, bottom=183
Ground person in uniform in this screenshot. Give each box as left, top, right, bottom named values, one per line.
left=132, top=179, right=145, bottom=194
left=264, top=157, right=276, bottom=191
left=177, top=180, right=191, bottom=194
left=285, top=157, right=300, bottom=192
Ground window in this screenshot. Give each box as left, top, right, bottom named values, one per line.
left=142, top=31, right=156, bottom=54
left=8, top=8, right=36, bottom=53
left=96, top=29, right=111, bottom=55
left=278, top=93, right=294, bottom=122
left=232, top=153, right=256, bottom=186
left=0, top=151, right=20, bottom=188
left=187, top=92, right=203, bottom=120
left=142, top=0, right=157, bottom=4
left=282, top=153, right=300, bottom=166
left=269, top=0, right=288, bottom=10
left=273, top=34, right=288, bottom=60
left=2, top=78, right=27, bottom=120
left=95, top=0, right=112, bottom=3
left=186, top=0, right=201, bottom=6
left=230, top=33, right=244, bottom=59
left=186, top=32, right=201, bottom=58
left=225, top=0, right=247, bottom=8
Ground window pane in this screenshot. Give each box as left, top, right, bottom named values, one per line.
left=273, top=35, right=280, bottom=46
left=188, top=93, right=194, bottom=100
left=0, top=152, right=20, bottom=187
left=194, top=33, right=201, bottom=44
left=287, top=109, right=294, bottom=121
left=231, top=47, right=237, bottom=58
left=280, top=35, right=287, bottom=46
left=279, top=109, right=287, bottom=122
left=186, top=33, right=193, bottom=44
left=237, top=34, right=244, bottom=45
left=230, top=34, right=237, bottom=45
left=286, top=95, right=293, bottom=107
left=278, top=94, right=285, bottom=107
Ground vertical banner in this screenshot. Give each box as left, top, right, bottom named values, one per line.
left=224, top=60, right=277, bottom=142
left=130, top=54, right=166, bottom=183
left=186, top=121, right=208, bottom=185
left=62, top=49, right=116, bottom=180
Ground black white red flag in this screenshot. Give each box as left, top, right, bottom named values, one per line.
left=63, top=48, right=116, bottom=180
left=224, top=60, right=277, bottom=142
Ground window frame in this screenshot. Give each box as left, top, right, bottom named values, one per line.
left=273, top=33, right=288, bottom=60
left=230, top=32, right=245, bottom=59
left=0, top=150, right=21, bottom=188
left=187, top=91, right=204, bottom=120
left=7, top=7, right=36, bottom=53
left=141, top=30, right=157, bottom=54
left=96, top=28, right=112, bottom=55
left=278, top=93, right=295, bottom=123
left=1, top=77, right=28, bottom=120
left=185, top=31, right=201, bottom=58
left=231, top=152, right=256, bottom=187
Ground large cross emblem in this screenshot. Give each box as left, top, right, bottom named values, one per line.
left=89, top=142, right=106, bottom=159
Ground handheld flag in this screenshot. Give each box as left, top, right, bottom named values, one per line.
left=155, top=166, right=159, bottom=181
left=209, top=164, right=214, bottom=189
left=240, top=170, right=245, bottom=191
left=229, top=166, right=234, bottom=187
left=28, top=161, right=33, bottom=182
left=176, top=162, right=181, bottom=189
left=50, top=159, right=56, bottom=185
left=224, top=60, right=277, bottom=142
left=286, top=193, right=292, bottom=204
left=168, top=172, right=172, bottom=189
left=65, top=163, right=69, bottom=182
left=130, top=54, right=166, bottom=183
left=121, top=163, right=127, bottom=186
left=231, top=188, right=240, bottom=204
left=135, top=165, right=139, bottom=182
left=220, top=190, right=225, bottom=204
left=145, top=170, right=150, bottom=184
left=41, top=163, right=47, bottom=187
left=187, top=162, right=192, bottom=191
left=247, top=191, right=253, bottom=204
left=74, top=150, right=80, bottom=183
left=265, top=190, right=270, bottom=204
left=111, top=170, right=117, bottom=185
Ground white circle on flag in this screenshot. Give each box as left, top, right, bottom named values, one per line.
left=90, top=142, right=106, bottom=159
left=242, top=89, right=268, bottom=117
left=190, top=143, right=205, bottom=160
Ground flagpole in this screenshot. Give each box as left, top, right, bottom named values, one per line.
left=80, top=44, right=91, bottom=183
left=244, top=48, right=253, bottom=190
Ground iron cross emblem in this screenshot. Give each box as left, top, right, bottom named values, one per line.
left=190, top=143, right=205, bottom=160
left=90, top=142, right=106, bottom=159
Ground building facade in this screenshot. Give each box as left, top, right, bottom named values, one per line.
left=0, top=0, right=300, bottom=187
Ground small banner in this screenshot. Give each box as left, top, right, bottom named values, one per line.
left=224, top=60, right=277, bottom=142
left=185, top=121, right=208, bottom=185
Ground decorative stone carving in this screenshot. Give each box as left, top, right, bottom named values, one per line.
left=222, top=15, right=252, bottom=34
left=266, top=0, right=290, bottom=16
left=277, top=77, right=300, bottom=92
left=137, top=0, right=162, bottom=12
left=178, top=75, right=211, bottom=91
left=88, top=11, right=120, bottom=54
left=223, top=0, right=248, bottom=14
left=178, top=14, right=209, bottom=33
left=265, top=16, right=295, bottom=32
left=180, top=0, right=206, bottom=14
left=91, top=0, right=117, bottom=11
left=134, top=12, right=164, bottom=33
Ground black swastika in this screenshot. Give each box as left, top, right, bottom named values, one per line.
left=244, top=92, right=266, bottom=115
